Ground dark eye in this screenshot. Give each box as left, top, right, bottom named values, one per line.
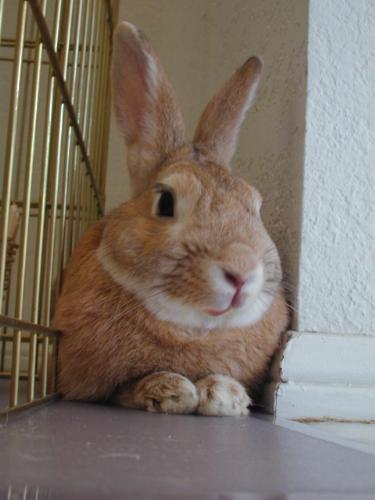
left=157, top=190, right=174, bottom=217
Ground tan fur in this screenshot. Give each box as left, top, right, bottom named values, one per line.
left=194, top=56, right=262, bottom=166
left=54, top=211, right=288, bottom=401
left=114, top=372, right=199, bottom=414
left=196, top=374, right=251, bottom=416
left=52, top=22, right=289, bottom=415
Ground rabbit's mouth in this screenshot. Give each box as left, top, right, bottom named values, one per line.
left=205, top=306, right=230, bottom=317
left=205, top=288, right=247, bottom=316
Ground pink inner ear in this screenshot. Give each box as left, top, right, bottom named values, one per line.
left=111, top=22, right=185, bottom=194
left=112, top=36, right=155, bottom=144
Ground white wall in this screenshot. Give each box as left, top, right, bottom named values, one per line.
left=265, top=0, right=375, bottom=421
left=297, top=0, right=375, bottom=335
left=106, top=0, right=308, bottom=316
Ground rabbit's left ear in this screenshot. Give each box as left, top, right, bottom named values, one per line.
left=193, top=57, right=262, bottom=168
left=112, top=22, right=185, bottom=195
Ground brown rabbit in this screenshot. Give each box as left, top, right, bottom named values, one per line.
left=52, top=22, right=288, bottom=416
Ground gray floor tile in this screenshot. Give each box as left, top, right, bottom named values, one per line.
left=1, top=401, right=375, bottom=498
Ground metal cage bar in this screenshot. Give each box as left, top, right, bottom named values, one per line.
left=0, top=0, right=114, bottom=416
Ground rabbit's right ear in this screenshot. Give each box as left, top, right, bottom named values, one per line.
left=112, top=22, right=185, bottom=195
left=193, top=57, right=262, bottom=168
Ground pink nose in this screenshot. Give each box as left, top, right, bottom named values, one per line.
left=223, top=270, right=246, bottom=290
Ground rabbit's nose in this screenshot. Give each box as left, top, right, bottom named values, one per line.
left=223, top=270, right=246, bottom=290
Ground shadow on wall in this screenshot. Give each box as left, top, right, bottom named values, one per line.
left=106, top=0, right=309, bottom=328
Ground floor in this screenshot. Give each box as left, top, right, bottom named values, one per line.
left=272, top=417, right=375, bottom=456
left=1, top=401, right=375, bottom=499
left=305, top=422, right=375, bottom=449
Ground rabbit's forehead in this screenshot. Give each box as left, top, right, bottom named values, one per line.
left=157, top=170, right=203, bottom=197
left=156, top=162, right=255, bottom=203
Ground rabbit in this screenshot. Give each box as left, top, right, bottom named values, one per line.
left=52, top=21, right=289, bottom=417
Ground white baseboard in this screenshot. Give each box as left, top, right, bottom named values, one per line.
left=263, top=331, right=375, bottom=422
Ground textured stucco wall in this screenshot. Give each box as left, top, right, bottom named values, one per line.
left=297, top=0, right=375, bottom=335
left=106, top=0, right=308, bottom=316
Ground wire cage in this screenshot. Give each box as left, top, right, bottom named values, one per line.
left=0, top=0, right=115, bottom=416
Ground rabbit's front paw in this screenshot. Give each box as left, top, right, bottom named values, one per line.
left=134, top=371, right=199, bottom=414
left=196, top=374, right=251, bottom=416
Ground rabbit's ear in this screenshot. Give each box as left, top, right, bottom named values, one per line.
left=193, top=57, right=262, bottom=168
left=112, top=22, right=185, bottom=195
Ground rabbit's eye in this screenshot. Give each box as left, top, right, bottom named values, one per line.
left=157, top=190, right=174, bottom=217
